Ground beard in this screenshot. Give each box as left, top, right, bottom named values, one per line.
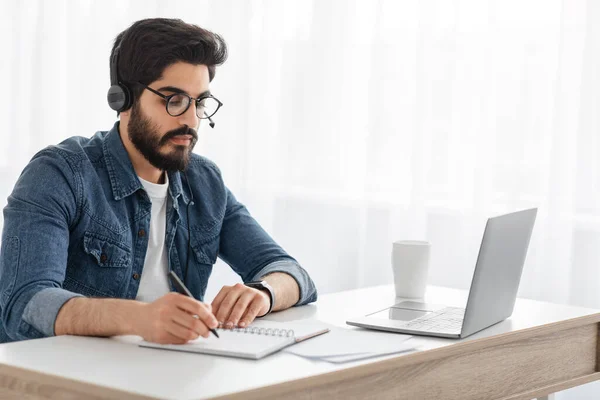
left=127, top=103, right=198, bottom=172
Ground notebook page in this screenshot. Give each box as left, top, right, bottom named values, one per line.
left=139, top=320, right=329, bottom=359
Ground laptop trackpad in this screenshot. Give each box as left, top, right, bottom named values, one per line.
left=367, top=307, right=431, bottom=321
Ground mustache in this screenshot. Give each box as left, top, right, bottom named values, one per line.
left=160, top=126, right=198, bottom=145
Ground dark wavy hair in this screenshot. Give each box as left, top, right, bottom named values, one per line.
left=110, top=18, right=228, bottom=104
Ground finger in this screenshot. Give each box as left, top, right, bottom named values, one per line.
left=171, top=309, right=211, bottom=338
left=215, top=288, right=243, bottom=327
left=210, top=286, right=230, bottom=317
left=164, top=319, right=201, bottom=342
left=238, top=295, right=266, bottom=328
left=173, top=295, right=218, bottom=329
left=226, top=291, right=256, bottom=327
left=170, top=293, right=210, bottom=316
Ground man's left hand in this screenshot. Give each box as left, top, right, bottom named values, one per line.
left=211, top=283, right=270, bottom=328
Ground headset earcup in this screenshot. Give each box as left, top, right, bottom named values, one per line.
left=107, top=83, right=132, bottom=112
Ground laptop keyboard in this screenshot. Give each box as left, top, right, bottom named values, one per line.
left=402, top=307, right=465, bottom=334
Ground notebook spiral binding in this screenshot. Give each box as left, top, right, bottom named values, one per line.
left=218, top=325, right=295, bottom=337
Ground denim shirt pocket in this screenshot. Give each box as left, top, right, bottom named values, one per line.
left=64, top=231, right=131, bottom=298
left=188, top=222, right=220, bottom=297
left=83, top=232, right=131, bottom=268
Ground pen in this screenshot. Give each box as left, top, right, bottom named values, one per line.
left=167, top=270, right=219, bottom=339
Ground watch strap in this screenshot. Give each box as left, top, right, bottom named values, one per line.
left=245, top=280, right=275, bottom=317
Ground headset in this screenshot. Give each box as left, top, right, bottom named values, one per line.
left=106, top=43, right=218, bottom=130
left=107, top=43, right=133, bottom=113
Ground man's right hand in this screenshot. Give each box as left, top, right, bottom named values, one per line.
left=136, top=292, right=219, bottom=344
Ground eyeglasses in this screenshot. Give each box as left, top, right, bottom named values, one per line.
left=135, top=82, right=223, bottom=120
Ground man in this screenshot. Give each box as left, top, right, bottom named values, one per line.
left=0, top=18, right=317, bottom=344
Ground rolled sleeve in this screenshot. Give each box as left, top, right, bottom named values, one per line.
left=22, top=288, right=84, bottom=337
left=249, top=260, right=317, bottom=306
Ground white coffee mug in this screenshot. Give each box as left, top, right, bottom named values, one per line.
left=391, top=240, right=431, bottom=299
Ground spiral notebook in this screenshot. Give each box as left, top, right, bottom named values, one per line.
left=139, top=320, right=330, bottom=360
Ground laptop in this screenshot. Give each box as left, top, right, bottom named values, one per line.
left=346, top=208, right=537, bottom=339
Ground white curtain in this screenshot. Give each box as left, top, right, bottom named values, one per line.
left=2, top=0, right=600, bottom=321
left=3, top=0, right=600, bottom=397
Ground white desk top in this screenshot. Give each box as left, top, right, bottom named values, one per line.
left=0, top=285, right=597, bottom=400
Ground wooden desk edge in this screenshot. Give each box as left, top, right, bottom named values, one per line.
left=212, top=312, right=600, bottom=400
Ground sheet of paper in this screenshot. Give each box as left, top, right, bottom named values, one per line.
left=314, top=346, right=416, bottom=363
left=283, top=325, right=414, bottom=358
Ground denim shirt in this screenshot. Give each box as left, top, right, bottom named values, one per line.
left=0, top=122, right=317, bottom=343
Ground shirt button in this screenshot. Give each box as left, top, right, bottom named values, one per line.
left=133, top=273, right=140, bottom=280
left=138, top=229, right=146, bottom=238
left=100, top=253, right=107, bottom=263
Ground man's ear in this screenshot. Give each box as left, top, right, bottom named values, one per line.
left=120, top=108, right=131, bottom=118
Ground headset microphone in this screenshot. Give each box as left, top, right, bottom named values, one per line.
left=205, top=112, right=216, bottom=128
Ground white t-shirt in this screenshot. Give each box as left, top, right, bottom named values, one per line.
left=136, top=174, right=171, bottom=303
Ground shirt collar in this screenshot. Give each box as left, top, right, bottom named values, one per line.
left=102, top=121, right=189, bottom=205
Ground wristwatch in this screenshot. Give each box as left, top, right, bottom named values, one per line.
left=245, top=280, right=275, bottom=317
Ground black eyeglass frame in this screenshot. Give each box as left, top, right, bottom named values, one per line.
left=133, top=81, right=223, bottom=119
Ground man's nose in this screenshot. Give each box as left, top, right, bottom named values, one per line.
left=178, top=101, right=199, bottom=128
